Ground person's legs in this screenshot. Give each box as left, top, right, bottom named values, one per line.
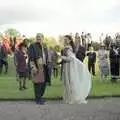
left=88, top=62, right=91, bottom=73
left=44, top=65, right=51, bottom=86
left=47, top=64, right=52, bottom=85
left=92, top=63, right=95, bottom=76
left=19, top=78, right=23, bottom=90
left=60, top=65, right=63, bottom=80
left=100, top=73, right=104, bottom=81
left=41, top=82, right=46, bottom=97
left=3, top=60, right=8, bottom=74
left=0, top=60, right=3, bottom=74
left=115, top=62, right=119, bottom=76
left=99, top=66, right=104, bottom=81
left=16, top=70, right=19, bottom=81
left=23, top=77, right=27, bottom=89
left=55, top=67, right=58, bottom=77
left=53, top=67, right=56, bottom=77
left=33, top=83, right=39, bottom=102
left=33, top=83, right=45, bottom=104
left=111, top=63, right=117, bottom=83
left=28, top=62, right=32, bottom=80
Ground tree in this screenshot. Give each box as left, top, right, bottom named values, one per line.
left=4, top=28, right=20, bottom=38
left=29, top=37, right=35, bottom=43
left=44, top=37, right=57, bottom=47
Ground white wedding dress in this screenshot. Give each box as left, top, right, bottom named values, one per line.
left=62, top=47, right=91, bottom=104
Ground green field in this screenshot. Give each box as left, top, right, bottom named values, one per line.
left=0, top=56, right=120, bottom=100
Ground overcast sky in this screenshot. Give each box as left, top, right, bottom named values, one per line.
left=0, top=0, right=120, bottom=39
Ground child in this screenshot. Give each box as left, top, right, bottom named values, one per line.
left=15, top=43, right=28, bottom=90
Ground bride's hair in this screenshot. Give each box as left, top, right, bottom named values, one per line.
left=64, top=35, right=75, bottom=53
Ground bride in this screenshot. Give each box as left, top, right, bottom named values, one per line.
left=61, top=35, right=91, bottom=104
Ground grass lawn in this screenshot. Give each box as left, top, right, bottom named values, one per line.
left=0, top=56, right=120, bottom=100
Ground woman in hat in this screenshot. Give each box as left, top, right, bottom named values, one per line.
left=98, top=44, right=109, bottom=81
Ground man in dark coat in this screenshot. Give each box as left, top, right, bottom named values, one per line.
left=109, top=44, right=120, bottom=82
left=76, top=45, right=86, bottom=62
left=28, top=33, right=49, bottom=104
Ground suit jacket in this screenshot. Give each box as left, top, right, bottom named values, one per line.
left=76, top=46, right=86, bottom=62
left=28, top=42, right=48, bottom=83
left=109, top=48, right=119, bottom=63
left=87, top=52, right=96, bottom=64
left=28, top=42, right=48, bottom=63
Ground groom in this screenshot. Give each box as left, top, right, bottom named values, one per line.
left=28, top=33, right=49, bottom=104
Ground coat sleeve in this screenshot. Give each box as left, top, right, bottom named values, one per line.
left=28, top=44, right=35, bottom=61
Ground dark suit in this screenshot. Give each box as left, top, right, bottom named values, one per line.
left=28, top=42, right=49, bottom=102
left=110, top=48, right=119, bottom=82
left=87, top=52, right=96, bottom=75
left=76, top=45, right=86, bottom=62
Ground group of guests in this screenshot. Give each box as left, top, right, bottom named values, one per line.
left=68, top=32, right=120, bottom=83
left=0, top=36, right=23, bottom=74
left=14, top=33, right=89, bottom=104
left=0, top=32, right=120, bottom=104
left=70, top=32, right=92, bottom=51
left=13, top=33, right=60, bottom=104
left=79, top=43, right=120, bottom=83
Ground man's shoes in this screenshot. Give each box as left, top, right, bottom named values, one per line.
left=36, top=100, right=45, bottom=105
left=19, top=87, right=23, bottom=91
left=23, top=86, right=28, bottom=90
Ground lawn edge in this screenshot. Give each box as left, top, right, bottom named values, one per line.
left=0, top=95, right=120, bottom=101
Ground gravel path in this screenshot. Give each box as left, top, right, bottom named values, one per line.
left=0, top=98, right=120, bottom=120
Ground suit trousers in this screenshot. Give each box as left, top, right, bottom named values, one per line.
left=33, top=82, right=46, bottom=102
left=88, top=62, right=95, bottom=76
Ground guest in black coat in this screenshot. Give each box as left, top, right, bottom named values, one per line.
left=109, top=44, right=120, bottom=82
left=87, top=47, right=96, bottom=76
left=76, top=45, right=86, bottom=62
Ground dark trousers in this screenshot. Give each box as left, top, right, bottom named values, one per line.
left=0, top=60, right=8, bottom=74
left=110, top=62, right=119, bottom=76
left=53, top=67, right=58, bottom=78
left=88, top=62, right=95, bottom=75
left=44, top=65, right=51, bottom=84
left=33, top=65, right=48, bottom=102
left=33, top=82, right=46, bottom=102
left=110, top=61, right=119, bottom=82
